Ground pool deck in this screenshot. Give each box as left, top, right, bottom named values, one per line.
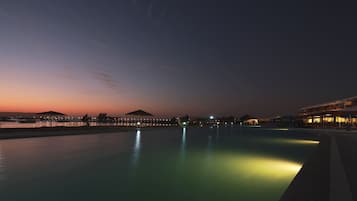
left=280, top=130, right=356, bottom=201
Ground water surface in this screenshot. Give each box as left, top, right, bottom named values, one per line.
left=0, top=127, right=318, bottom=201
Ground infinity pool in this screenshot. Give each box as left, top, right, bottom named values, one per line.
left=0, top=127, right=318, bottom=201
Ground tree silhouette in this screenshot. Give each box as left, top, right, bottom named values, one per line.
left=82, top=114, right=90, bottom=126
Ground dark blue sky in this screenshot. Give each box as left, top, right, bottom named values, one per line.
left=0, top=0, right=356, bottom=116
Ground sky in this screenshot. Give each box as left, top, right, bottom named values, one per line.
left=0, top=0, right=356, bottom=117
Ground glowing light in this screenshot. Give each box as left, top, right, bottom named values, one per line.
left=324, top=117, right=333, bottom=122
left=313, top=116, right=321, bottom=123
left=209, top=116, right=214, bottom=120
left=181, top=127, right=186, bottom=153
left=270, top=128, right=289, bottom=131
left=268, top=138, right=320, bottom=145
left=132, top=129, right=141, bottom=166
left=186, top=151, right=304, bottom=182
left=307, top=118, right=313, bottom=123
left=134, top=129, right=141, bottom=151
left=237, top=157, right=302, bottom=178
left=218, top=152, right=303, bottom=180
left=336, top=116, right=348, bottom=123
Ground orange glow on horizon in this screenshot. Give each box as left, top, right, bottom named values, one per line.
left=0, top=89, right=141, bottom=116
left=0, top=92, right=172, bottom=116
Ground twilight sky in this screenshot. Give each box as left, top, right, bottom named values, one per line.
left=0, top=0, right=356, bottom=117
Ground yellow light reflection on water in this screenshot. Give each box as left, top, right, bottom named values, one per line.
left=216, top=153, right=303, bottom=180
left=0, top=145, right=4, bottom=181
left=269, top=138, right=320, bottom=145
left=237, top=156, right=302, bottom=179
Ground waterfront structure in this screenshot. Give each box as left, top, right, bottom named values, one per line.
left=269, top=116, right=301, bottom=128
left=37, top=111, right=65, bottom=121
left=177, top=115, right=190, bottom=127
left=299, top=96, right=357, bottom=128
left=240, top=115, right=259, bottom=126
left=115, top=109, right=173, bottom=127
left=96, top=113, right=115, bottom=123
left=37, top=111, right=84, bottom=122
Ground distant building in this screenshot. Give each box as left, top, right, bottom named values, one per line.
left=240, top=115, right=259, bottom=126
left=177, top=115, right=190, bottom=127
left=37, top=111, right=66, bottom=121
left=96, top=113, right=115, bottom=123
left=269, top=115, right=301, bottom=128
left=115, top=109, right=172, bottom=127
left=299, top=96, right=357, bottom=128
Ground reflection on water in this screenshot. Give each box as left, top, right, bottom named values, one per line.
left=207, top=135, right=213, bottom=151
left=0, top=127, right=318, bottom=201
left=132, top=129, right=141, bottom=166
left=266, top=138, right=320, bottom=145
left=220, top=152, right=302, bottom=179
left=177, top=127, right=187, bottom=174
left=0, top=121, right=90, bottom=128
left=269, top=128, right=290, bottom=131
left=0, top=121, right=159, bottom=128
left=181, top=127, right=186, bottom=154
left=0, top=145, right=4, bottom=181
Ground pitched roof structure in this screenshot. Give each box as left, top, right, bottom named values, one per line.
left=125, top=109, right=153, bottom=116
left=36, top=111, right=65, bottom=116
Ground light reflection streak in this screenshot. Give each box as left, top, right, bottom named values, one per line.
left=269, top=138, right=320, bottom=145
left=180, top=127, right=186, bottom=156
left=207, top=136, right=212, bottom=152
left=270, top=128, right=289, bottom=131
left=205, top=135, right=213, bottom=162
left=132, top=129, right=141, bottom=166
left=0, top=145, right=4, bottom=181
left=178, top=127, right=187, bottom=169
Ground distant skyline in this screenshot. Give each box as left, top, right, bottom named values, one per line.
left=1, top=0, right=356, bottom=117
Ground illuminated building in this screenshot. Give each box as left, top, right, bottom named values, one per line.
left=240, top=115, right=259, bottom=126
left=37, top=111, right=67, bottom=121
left=115, top=109, right=173, bottom=127
left=299, top=96, right=357, bottom=128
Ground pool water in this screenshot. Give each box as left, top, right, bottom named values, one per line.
left=0, top=127, right=318, bottom=201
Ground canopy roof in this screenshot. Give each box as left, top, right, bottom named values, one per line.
left=240, top=114, right=257, bottom=121
left=300, top=96, right=357, bottom=110
left=37, top=111, right=65, bottom=116
left=126, top=109, right=153, bottom=116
